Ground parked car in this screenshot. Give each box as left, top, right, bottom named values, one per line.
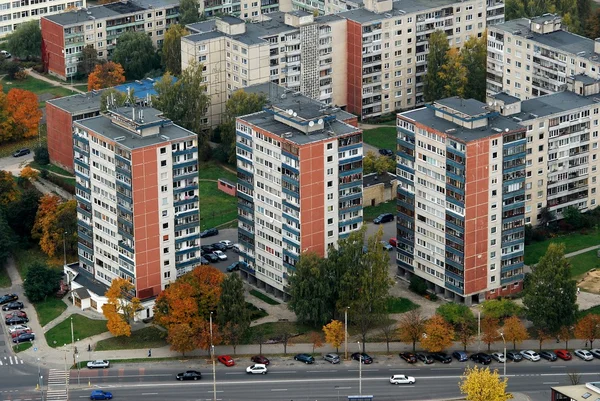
left=0, top=294, right=18, bottom=305
left=491, top=352, right=506, bottom=363
left=12, top=149, right=30, bottom=158
left=232, top=243, right=241, bottom=253
left=520, top=350, right=541, bottom=362
left=399, top=352, right=417, bottom=363
left=217, top=355, right=235, bottom=367
left=87, top=360, right=110, bottom=369
left=416, top=353, right=434, bottom=364
left=470, top=353, right=492, bottom=365
left=5, top=311, right=27, bottom=319
left=555, top=349, right=572, bottom=361
left=452, top=351, right=469, bottom=362
left=506, top=351, right=523, bottom=362
left=0, top=50, right=11, bottom=58
left=379, top=149, right=394, bottom=157
left=294, top=354, right=315, bottom=364
left=10, top=329, right=32, bottom=338
left=589, top=349, right=600, bottom=359
left=431, top=352, right=452, bottom=363
left=575, top=349, right=594, bottom=361
left=324, top=353, right=340, bottom=364
left=8, top=324, right=30, bottom=334
left=90, top=390, right=113, bottom=400
left=373, top=213, right=394, bottom=224
left=540, top=351, right=558, bottom=361
left=200, top=228, right=219, bottom=238
left=219, top=240, right=233, bottom=249
left=389, top=374, right=415, bottom=385
left=211, top=243, right=228, bottom=252
left=204, top=253, right=220, bottom=263
left=2, top=301, right=24, bottom=311
left=250, top=355, right=270, bottom=365
left=246, top=364, right=268, bottom=374
left=388, top=238, right=397, bottom=247
left=176, top=371, right=202, bottom=381
left=5, top=316, right=29, bottom=325
left=380, top=241, right=393, bottom=251
left=351, top=352, right=373, bottom=364
left=226, top=261, right=248, bottom=272
left=13, top=332, right=35, bottom=343
left=201, top=245, right=216, bottom=254
left=213, top=250, right=227, bottom=261
left=200, top=257, right=209, bottom=265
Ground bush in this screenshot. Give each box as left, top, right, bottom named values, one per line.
left=33, top=64, right=45, bottom=73
left=409, top=275, right=428, bottom=295
left=45, top=174, right=75, bottom=193
left=481, top=298, right=522, bottom=320
left=34, top=146, right=50, bottom=165
left=5, top=62, right=21, bottom=79
left=23, top=262, right=62, bottom=302
left=39, top=169, right=49, bottom=179
left=13, top=69, right=28, bottom=80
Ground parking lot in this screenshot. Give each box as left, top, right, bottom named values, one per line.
left=200, top=228, right=240, bottom=273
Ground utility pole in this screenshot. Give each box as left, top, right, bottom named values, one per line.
left=357, top=341, right=362, bottom=396
left=70, top=317, right=75, bottom=366
left=210, top=311, right=216, bottom=401
left=344, top=306, right=349, bottom=360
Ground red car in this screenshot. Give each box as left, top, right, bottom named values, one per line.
left=251, top=355, right=270, bottom=365
left=5, top=311, right=27, bottom=320
left=555, top=350, right=572, bottom=361
left=389, top=238, right=397, bottom=247
left=217, top=355, right=235, bottom=367
left=11, top=328, right=32, bottom=338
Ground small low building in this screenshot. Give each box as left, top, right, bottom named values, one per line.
left=64, top=263, right=108, bottom=313
left=552, top=382, right=600, bottom=401
left=363, top=171, right=397, bottom=207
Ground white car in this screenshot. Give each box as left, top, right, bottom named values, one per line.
left=246, top=364, right=268, bottom=374
left=491, top=352, right=505, bottom=363
left=520, top=350, right=540, bottom=362
left=213, top=250, right=227, bottom=261
left=0, top=50, right=10, bottom=58
left=87, top=360, right=110, bottom=369
left=575, top=349, right=594, bottom=361
left=219, top=240, right=233, bottom=249
left=8, top=325, right=30, bottom=334
left=232, top=243, right=241, bottom=253
left=390, top=374, right=415, bottom=385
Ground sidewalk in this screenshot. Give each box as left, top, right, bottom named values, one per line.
left=27, top=69, right=85, bottom=94
left=31, top=176, right=74, bottom=200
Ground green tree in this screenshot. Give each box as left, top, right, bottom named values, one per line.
left=0, top=170, right=19, bottom=207
left=585, top=9, right=600, bottom=39
left=481, top=298, right=522, bottom=320
left=424, top=30, right=449, bottom=102
left=0, top=211, right=15, bottom=265
left=437, top=303, right=475, bottom=328
left=461, top=35, right=487, bottom=101
left=23, top=261, right=62, bottom=302
left=100, top=88, right=128, bottom=112
left=6, top=21, right=41, bottom=59
left=523, top=243, right=578, bottom=335
left=33, top=145, right=50, bottom=165
left=562, top=206, right=586, bottom=229
left=440, top=48, right=467, bottom=98
left=162, top=24, right=188, bottom=76
left=77, top=45, right=99, bottom=77
left=505, top=0, right=525, bottom=20
left=219, top=90, right=267, bottom=163
left=112, top=31, right=159, bottom=80
left=179, top=0, right=201, bottom=25
left=217, top=273, right=250, bottom=354
left=5, top=187, right=39, bottom=239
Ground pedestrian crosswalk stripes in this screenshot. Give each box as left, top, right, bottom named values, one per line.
left=0, top=355, right=24, bottom=365
left=46, top=369, right=68, bottom=401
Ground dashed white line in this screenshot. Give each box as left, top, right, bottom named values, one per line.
left=271, top=389, right=288, bottom=392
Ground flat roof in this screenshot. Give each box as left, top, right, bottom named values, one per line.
left=220, top=15, right=244, bottom=24
left=184, top=31, right=226, bottom=43
left=552, top=383, right=600, bottom=401
left=435, top=97, right=490, bottom=118
left=339, top=0, right=457, bottom=23
left=186, top=20, right=217, bottom=33
left=490, top=92, right=520, bottom=105
left=364, top=171, right=395, bottom=188
left=73, top=265, right=109, bottom=297
left=113, top=76, right=175, bottom=100
left=516, top=91, right=599, bottom=119
left=572, top=74, right=599, bottom=85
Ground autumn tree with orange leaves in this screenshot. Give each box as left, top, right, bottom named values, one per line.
left=102, top=278, right=141, bottom=337
left=0, top=170, right=19, bottom=207
left=20, top=166, right=39, bottom=181
left=397, top=309, right=427, bottom=351
left=481, top=316, right=500, bottom=351
left=575, top=314, right=600, bottom=348
left=502, top=316, right=528, bottom=349
left=421, top=314, right=454, bottom=352
left=31, top=196, right=77, bottom=258
left=3, top=88, right=42, bottom=143
left=88, top=61, right=126, bottom=91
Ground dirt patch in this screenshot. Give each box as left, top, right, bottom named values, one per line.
left=578, top=269, right=600, bottom=293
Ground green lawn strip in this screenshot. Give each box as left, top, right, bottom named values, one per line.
left=568, top=249, right=600, bottom=278
left=74, top=84, right=89, bottom=92
left=363, top=127, right=397, bottom=151
left=199, top=181, right=237, bottom=230
left=0, top=136, right=46, bottom=158
left=73, top=356, right=210, bottom=367
left=243, top=321, right=316, bottom=344
left=0, top=263, right=11, bottom=288
left=247, top=302, right=268, bottom=321
left=35, top=298, right=68, bottom=327
left=249, top=289, right=280, bottom=305
left=46, top=314, right=107, bottom=348
left=524, top=231, right=600, bottom=265
left=198, top=161, right=237, bottom=181
left=580, top=304, right=600, bottom=317
left=386, top=297, right=419, bottom=313
left=29, top=161, right=74, bottom=177
left=13, top=342, right=33, bottom=353
left=12, top=245, right=63, bottom=278
left=1, top=76, right=74, bottom=105
left=95, top=326, right=167, bottom=351
left=363, top=200, right=396, bottom=222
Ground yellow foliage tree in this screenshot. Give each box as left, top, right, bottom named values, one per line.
left=102, top=278, right=141, bottom=337
left=323, top=320, right=344, bottom=353
left=20, top=166, right=39, bottom=181
left=31, top=194, right=61, bottom=257
left=460, top=366, right=512, bottom=401
left=421, top=314, right=455, bottom=352
left=310, top=332, right=323, bottom=354
left=575, top=314, right=600, bottom=348
left=502, top=316, right=528, bottom=349
left=398, top=309, right=426, bottom=351
left=0, top=170, right=19, bottom=206
left=103, top=303, right=131, bottom=337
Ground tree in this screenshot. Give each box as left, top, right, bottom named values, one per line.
left=23, top=261, right=62, bottom=302
left=102, top=278, right=141, bottom=337
left=34, top=146, right=50, bottom=165
left=535, top=329, right=551, bottom=351
left=424, top=30, right=449, bottom=102
left=459, top=366, right=512, bottom=401
left=167, top=323, right=197, bottom=356
left=179, top=0, right=201, bottom=25
left=217, top=273, right=250, bottom=354
left=277, top=322, right=295, bottom=355
left=461, top=34, right=487, bottom=101
left=31, top=194, right=60, bottom=256
left=162, top=25, right=188, bottom=76
left=0, top=86, right=12, bottom=144
left=310, top=332, right=323, bottom=354
left=457, top=318, right=476, bottom=351
left=362, top=151, right=395, bottom=174
left=523, top=243, right=578, bottom=335
left=398, top=309, right=426, bottom=351
left=0, top=211, right=15, bottom=265
left=6, top=20, right=41, bottom=59
left=481, top=299, right=522, bottom=321
left=5, top=89, right=43, bottom=141
left=558, top=325, right=573, bottom=349
left=78, top=45, right=99, bottom=77
left=219, top=90, right=267, bottom=163
left=409, top=275, right=428, bottom=296
left=103, top=303, right=131, bottom=337
left=100, top=88, right=128, bottom=112
left=481, top=316, right=499, bottom=351
left=421, top=315, right=454, bottom=352
left=502, top=316, right=528, bottom=349
left=437, top=303, right=475, bottom=328
left=112, top=31, right=159, bottom=80
left=562, top=206, right=586, bottom=229
left=439, top=47, right=467, bottom=98
left=585, top=9, right=600, bottom=39
left=19, top=166, right=38, bottom=181
left=87, top=62, right=126, bottom=91
left=380, top=319, right=397, bottom=353
left=5, top=187, right=39, bottom=239
left=575, top=314, right=600, bottom=348
left=0, top=170, right=19, bottom=207
left=253, top=325, right=268, bottom=355
left=323, top=320, right=344, bottom=353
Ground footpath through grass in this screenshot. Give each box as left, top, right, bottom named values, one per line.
left=36, top=298, right=68, bottom=327
left=524, top=230, right=600, bottom=265
left=95, top=326, right=167, bottom=351
left=363, top=127, right=397, bottom=151
left=250, top=289, right=280, bottom=305
left=198, top=161, right=238, bottom=230
left=46, top=314, right=107, bottom=347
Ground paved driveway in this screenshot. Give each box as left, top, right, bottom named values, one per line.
left=0, top=153, right=33, bottom=176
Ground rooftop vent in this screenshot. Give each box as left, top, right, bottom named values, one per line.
left=114, top=136, right=126, bottom=142
left=282, top=132, right=293, bottom=138
left=512, top=30, right=522, bottom=35
left=512, top=117, right=523, bottom=122
left=160, top=135, right=169, bottom=141
left=492, top=127, right=503, bottom=133
left=529, top=113, right=539, bottom=118
left=445, top=128, right=456, bottom=133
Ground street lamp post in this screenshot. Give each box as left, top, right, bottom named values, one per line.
left=477, top=309, right=481, bottom=351
left=344, top=306, right=349, bottom=361
left=209, top=311, right=213, bottom=348
left=357, top=341, right=362, bottom=396
left=70, top=317, right=76, bottom=366
left=500, top=332, right=506, bottom=377
left=39, top=374, right=44, bottom=401
left=211, top=345, right=217, bottom=401
left=76, top=354, right=80, bottom=385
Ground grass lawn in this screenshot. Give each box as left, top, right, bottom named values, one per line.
left=580, top=304, right=600, bottom=317
left=363, top=127, right=397, bottom=151
left=29, top=161, right=74, bottom=177
left=94, top=326, right=167, bottom=351
left=74, top=84, right=89, bottom=92
left=35, top=298, right=68, bottom=327
left=1, top=76, right=73, bottom=106
left=13, top=342, right=33, bottom=353
left=568, top=249, right=600, bottom=278
left=244, top=321, right=316, bottom=344
left=0, top=136, right=46, bottom=158
left=0, top=264, right=11, bottom=288
left=12, top=244, right=64, bottom=278
left=45, top=314, right=107, bottom=348
left=250, top=289, right=280, bottom=305
left=363, top=200, right=396, bottom=222
left=387, top=297, right=419, bottom=313
left=247, top=302, right=269, bottom=321
left=524, top=231, right=600, bottom=265
left=198, top=162, right=238, bottom=230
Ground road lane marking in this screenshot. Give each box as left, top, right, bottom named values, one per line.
left=543, top=382, right=559, bottom=385
left=336, top=387, right=351, bottom=389
left=225, top=372, right=244, bottom=375
left=141, top=393, right=159, bottom=395
left=206, top=391, right=224, bottom=393
left=550, top=365, right=566, bottom=368
left=270, top=371, right=296, bottom=374
left=271, top=389, right=287, bottom=391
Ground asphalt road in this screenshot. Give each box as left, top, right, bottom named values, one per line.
left=0, top=153, right=34, bottom=176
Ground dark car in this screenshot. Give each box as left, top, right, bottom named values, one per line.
left=2, top=301, right=24, bottom=311
left=200, top=257, right=209, bottom=265
left=90, top=390, right=113, bottom=400
left=431, top=352, right=452, bottom=363
left=251, top=355, right=270, bottom=365
left=470, top=353, right=492, bottom=365
left=176, top=370, right=202, bottom=381
left=0, top=294, right=18, bottom=305
left=211, top=243, right=227, bottom=252
left=373, top=213, right=394, bottom=224
left=399, top=352, right=417, bottom=363
left=227, top=261, right=248, bottom=272
left=201, top=245, right=216, bottom=253
left=13, top=332, right=35, bottom=343
left=5, top=316, right=29, bottom=325
left=294, top=353, right=315, bottom=364
left=200, top=228, right=219, bottom=238
left=506, top=351, right=523, bottom=362
left=555, top=349, right=572, bottom=361
left=12, top=148, right=30, bottom=157
left=5, top=310, right=27, bottom=319
left=540, top=351, right=558, bottom=361
left=452, top=351, right=469, bottom=362
left=379, top=148, right=394, bottom=156
left=204, top=253, right=219, bottom=263
left=416, top=353, right=434, bottom=364
left=351, top=352, right=373, bottom=364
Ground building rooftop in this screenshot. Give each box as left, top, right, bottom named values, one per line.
left=436, top=97, right=491, bottom=118
left=572, top=74, right=600, bottom=85
left=339, top=0, right=458, bottom=23
left=71, top=264, right=109, bottom=297
left=220, top=15, right=244, bottom=24
left=490, top=92, right=520, bottom=105
left=516, top=90, right=599, bottom=120
left=288, top=10, right=312, bottom=17
left=364, top=171, right=396, bottom=188
left=186, top=20, right=217, bottom=33
left=552, top=383, right=600, bottom=401
left=184, top=31, right=226, bottom=43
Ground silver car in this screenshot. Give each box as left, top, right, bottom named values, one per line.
left=575, top=349, right=594, bottom=361
left=87, top=360, right=110, bottom=369
left=324, top=353, right=340, bottom=364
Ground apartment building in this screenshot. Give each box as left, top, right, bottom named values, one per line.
left=71, top=105, right=200, bottom=317
left=201, top=0, right=284, bottom=18
left=0, top=0, right=84, bottom=37
left=235, top=83, right=361, bottom=298
left=487, top=14, right=600, bottom=100
left=41, top=0, right=179, bottom=80
left=396, top=97, right=527, bottom=303
left=181, top=11, right=348, bottom=127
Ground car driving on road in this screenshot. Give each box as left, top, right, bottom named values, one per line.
left=389, top=374, right=415, bottom=385
left=176, top=371, right=202, bottom=380
left=87, top=360, right=110, bottom=369
left=246, top=364, right=268, bottom=374
left=90, top=390, right=113, bottom=400
left=12, top=149, right=30, bottom=158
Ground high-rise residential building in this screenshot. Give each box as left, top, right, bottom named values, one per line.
left=41, top=0, right=180, bottom=80
left=0, top=0, right=84, bottom=37
left=235, top=83, right=361, bottom=298
left=396, top=97, right=527, bottom=303
left=487, top=14, right=600, bottom=100
left=70, top=105, right=200, bottom=317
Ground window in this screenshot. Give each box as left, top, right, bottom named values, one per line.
left=163, top=247, right=169, bottom=254
left=161, top=185, right=168, bottom=192
left=327, top=156, right=333, bottom=162
left=162, top=210, right=168, bottom=217
left=163, top=235, right=169, bottom=241
left=328, top=230, right=334, bottom=237
left=327, top=143, right=333, bottom=150
left=327, top=218, right=333, bottom=225
left=163, top=223, right=168, bottom=229
left=327, top=181, right=333, bottom=188
left=161, top=160, right=167, bottom=167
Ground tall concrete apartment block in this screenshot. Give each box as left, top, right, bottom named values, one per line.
left=0, top=0, right=84, bottom=37
left=72, top=105, right=200, bottom=316
left=235, top=83, right=361, bottom=298
left=487, top=14, right=600, bottom=100
left=396, top=98, right=527, bottom=303
left=41, top=0, right=180, bottom=80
